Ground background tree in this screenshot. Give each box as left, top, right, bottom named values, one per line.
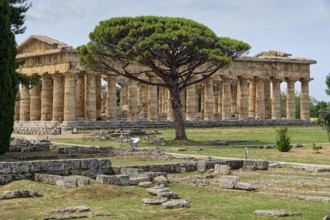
left=0, top=0, right=30, bottom=154
left=326, top=73, right=330, bottom=95
left=78, top=16, right=250, bottom=140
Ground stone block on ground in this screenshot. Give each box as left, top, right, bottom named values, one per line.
left=243, top=160, right=268, bottom=170
left=157, top=191, right=179, bottom=199
left=214, top=164, right=231, bottom=175
left=138, top=181, right=153, bottom=188
left=1, top=189, right=42, bottom=200
left=147, top=185, right=170, bottom=196
left=254, top=210, right=301, bottom=217
left=235, top=182, right=257, bottom=191
left=219, top=176, right=240, bottom=189
left=153, top=176, right=168, bottom=184
left=129, top=177, right=151, bottom=185
left=142, top=197, right=169, bottom=205
left=50, top=206, right=90, bottom=213
left=96, top=174, right=129, bottom=186
left=161, top=199, right=190, bottom=209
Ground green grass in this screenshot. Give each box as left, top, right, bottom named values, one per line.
left=0, top=179, right=329, bottom=220
left=52, top=126, right=330, bottom=165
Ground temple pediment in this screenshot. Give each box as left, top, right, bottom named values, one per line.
left=17, top=35, right=71, bottom=55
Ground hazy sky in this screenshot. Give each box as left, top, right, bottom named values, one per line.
left=16, top=0, right=330, bottom=101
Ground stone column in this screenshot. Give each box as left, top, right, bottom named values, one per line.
left=147, top=76, right=158, bottom=120
left=64, top=72, right=76, bottom=121
left=41, top=74, right=53, bottom=121
left=167, top=90, right=173, bottom=121
left=30, top=84, right=41, bottom=121
left=95, top=74, right=102, bottom=119
left=85, top=74, right=97, bottom=121
left=106, top=75, right=117, bottom=120
left=203, top=79, right=214, bottom=120
left=286, top=79, right=296, bottom=119
left=20, top=85, right=30, bottom=121
left=222, top=77, right=231, bottom=120
left=14, top=90, right=20, bottom=121
left=231, top=83, right=237, bottom=117
left=255, top=78, right=265, bottom=119
left=52, top=73, right=64, bottom=121
left=300, top=79, right=310, bottom=121
left=264, top=79, right=271, bottom=119
left=271, top=79, right=281, bottom=119
left=141, top=85, right=148, bottom=119
left=238, top=77, right=248, bottom=120
left=128, top=79, right=139, bottom=120
left=120, top=83, right=128, bottom=109
left=217, top=83, right=223, bottom=119
left=75, top=73, right=85, bottom=119
left=248, top=79, right=256, bottom=119
left=186, top=84, right=197, bottom=120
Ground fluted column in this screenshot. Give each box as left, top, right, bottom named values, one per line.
left=186, top=84, right=197, bottom=120
left=14, top=90, right=20, bottom=121
left=141, top=85, right=148, bottom=119
left=147, top=76, right=158, bottom=120
left=106, top=75, right=117, bottom=120
left=75, top=73, right=85, bottom=119
left=41, top=74, right=53, bottom=121
left=264, top=79, right=271, bottom=119
left=231, top=83, right=237, bottom=117
left=204, top=79, right=214, bottom=120
left=300, top=79, right=310, bottom=121
left=120, top=83, right=128, bottom=109
left=64, top=72, right=76, bottom=121
left=286, top=79, right=296, bottom=119
left=271, top=79, right=281, bottom=119
left=85, top=74, right=97, bottom=121
left=222, top=77, right=231, bottom=120
left=52, top=73, right=64, bottom=121
left=30, top=84, right=41, bottom=121
left=95, top=74, right=102, bottom=119
left=248, top=79, right=256, bottom=118
left=217, top=83, right=223, bottom=119
left=238, top=77, right=248, bottom=120
left=255, top=78, right=265, bottom=119
left=20, top=85, right=30, bottom=121
left=128, top=79, right=139, bottom=120
left=167, top=90, right=173, bottom=121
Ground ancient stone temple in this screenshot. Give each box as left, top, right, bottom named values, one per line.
left=14, top=35, right=316, bottom=127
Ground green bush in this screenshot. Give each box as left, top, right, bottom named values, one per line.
left=275, top=127, right=291, bottom=152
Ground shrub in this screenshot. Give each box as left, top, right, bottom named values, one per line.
left=275, top=127, right=291, bottom=152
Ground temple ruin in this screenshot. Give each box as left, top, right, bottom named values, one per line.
left=14, top=35, right=316, bottom=128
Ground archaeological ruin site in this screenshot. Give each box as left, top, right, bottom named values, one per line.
left=14, top=35, right=316, bottom=130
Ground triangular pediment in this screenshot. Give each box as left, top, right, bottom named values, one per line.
left=17, top=35, right=69, bottom=54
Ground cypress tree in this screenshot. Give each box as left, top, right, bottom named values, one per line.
left=0, top=0, right=30, bottom=154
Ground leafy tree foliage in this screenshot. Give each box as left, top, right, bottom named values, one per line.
left=326, top=73, right=330, bottom=96
left=78, top=16, right=250, bottom=140
left=275, top=127, right=291, bottom=152
left=0, top=0, right=30, bottom=154
left=319, top=107, right=330, bottom=143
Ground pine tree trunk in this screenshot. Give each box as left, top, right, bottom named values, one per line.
left=169, top=87, right=187, bottom=140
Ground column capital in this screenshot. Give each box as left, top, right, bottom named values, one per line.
left=285, top=78, right=298, bottom=83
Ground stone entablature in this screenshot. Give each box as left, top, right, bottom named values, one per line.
left=14, top=36, right=316, bottom=124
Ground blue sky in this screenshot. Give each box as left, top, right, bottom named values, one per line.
left=16, top=0, right=330, bottom=101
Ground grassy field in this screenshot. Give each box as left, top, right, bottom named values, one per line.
left=52, top=126, right=330, bottom=165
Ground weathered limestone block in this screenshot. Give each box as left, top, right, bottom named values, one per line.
left=129, top=177, right=151, bottom=185
left=142, top=197, right=169, bottom=205
left=1, top=189, right=42, bottom=200
left=254, top=210, right=301, bottom=217
left=243, top=160, right=268, bottom=170
left=138, top=181, right=153, bottom=188
left=157, top=191, right=179, bottom=199
left=144, top=172, right=167, bottom=180
left=50, top=206, right=90, bottom=213
left=0, top=163, right=12, bottom=173
left=162, top=199, right=190, bottom=209
left=96, top=174, right=130, bottom=186
left=147, top=185, right=170, bottom=196
left=153, top=176, right=168, bottom=185
left=11, top=162, right=31, bottom=173
left=214, top=164, right=231, bottom=175
left=235, top=182, right=257, bottom=191
left=219, top=176, right=240, bottom=189
left=0, top=175, right=12, bottom=185
left=35, top=173, right=90, bottom=188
